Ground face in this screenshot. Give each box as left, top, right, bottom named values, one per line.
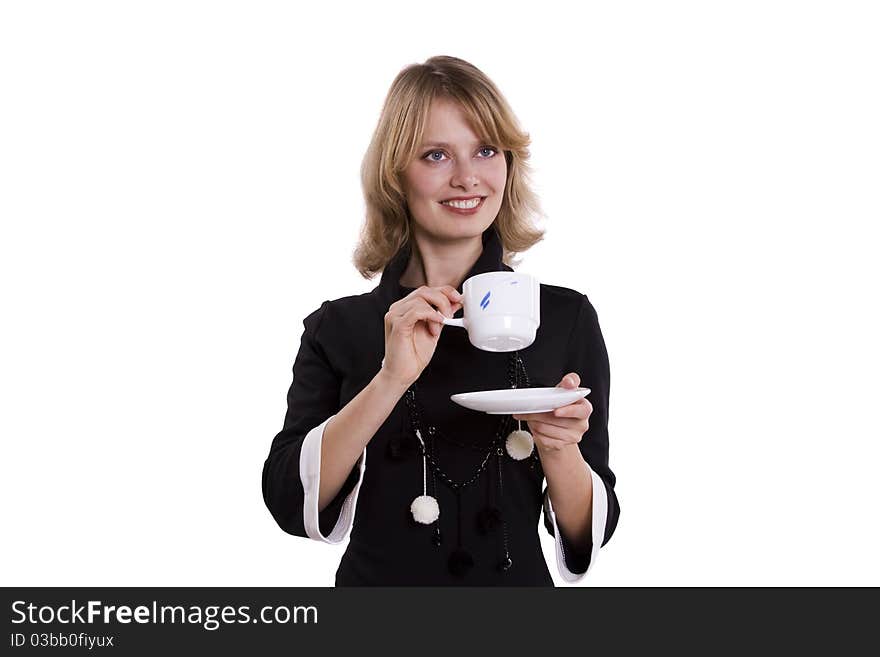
left=401, top=98, right=507, bottom=243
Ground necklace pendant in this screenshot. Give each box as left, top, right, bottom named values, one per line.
left=505, top=429, right=534, bottom=460
left=410, top=494, right=440, bottom=524
left=448, top=548, right=474, bottom=577
left=476, top=506, right=502, bottom=535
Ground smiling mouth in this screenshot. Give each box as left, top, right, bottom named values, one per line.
left=439, top=197, right=485, bottom=210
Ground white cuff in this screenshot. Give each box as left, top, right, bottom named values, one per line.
left=299, top=415, right=366, bottom=544
left=543, top=462, right=608, bottom=583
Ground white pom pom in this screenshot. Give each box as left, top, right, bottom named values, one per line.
left=410, top=495, right=440, bottom=524
left=506, top=429, right=534, bottom=460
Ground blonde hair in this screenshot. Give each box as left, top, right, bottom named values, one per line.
left=353, top=55, right=546, bottom=280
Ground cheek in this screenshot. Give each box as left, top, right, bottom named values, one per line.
left=407, top=172, right=445, bottom=202
left=403, top=166, right=428, bottom=195
left=488, top=159, right=508, bottom=191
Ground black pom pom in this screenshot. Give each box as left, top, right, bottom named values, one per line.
left=448, top=549, right=474, bottom=577
left=476, top=506, right=502, bottom=535
left=386, top=435, right=418, bottom=461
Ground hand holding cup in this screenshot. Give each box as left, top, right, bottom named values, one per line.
left=380, top=285, right=463, bottom=388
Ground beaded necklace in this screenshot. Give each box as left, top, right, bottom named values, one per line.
left=402, top=351, right=541, bottom=577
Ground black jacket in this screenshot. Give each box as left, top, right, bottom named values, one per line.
left=262, top=226, right=620, bottom=585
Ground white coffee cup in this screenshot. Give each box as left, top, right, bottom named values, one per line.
left=441, top=272, right=540, bottom=352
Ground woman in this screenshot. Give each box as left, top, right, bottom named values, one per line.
left=262, top=56, right=620, bottom=585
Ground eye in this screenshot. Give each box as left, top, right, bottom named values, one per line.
left=424, top=150, right=448, bottom=162
left=422, top=146, right=498, bottom=163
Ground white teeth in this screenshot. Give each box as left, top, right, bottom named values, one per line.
left=441, top=198, right=482, bottom=209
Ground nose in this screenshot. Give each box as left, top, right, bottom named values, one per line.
left=450, top=160, right=479, bottom=189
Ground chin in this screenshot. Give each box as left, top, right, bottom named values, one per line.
left=435, top=221, right=492, bottom=240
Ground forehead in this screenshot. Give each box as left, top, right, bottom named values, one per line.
left=421, top=98, right=484, bottom=143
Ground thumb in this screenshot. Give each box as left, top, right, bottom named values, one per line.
left=558, top=372, right=580, bottom=388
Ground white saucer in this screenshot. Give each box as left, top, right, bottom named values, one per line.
left=450, top=387, right=591, bottom=415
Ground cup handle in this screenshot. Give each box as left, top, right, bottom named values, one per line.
left=442, top=316, right=466, bottom=328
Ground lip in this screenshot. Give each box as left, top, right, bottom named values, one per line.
left=441, top=195, right=485, bottom=202
left=438, top=196, right=485, bottom=215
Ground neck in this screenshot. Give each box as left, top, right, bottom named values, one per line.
left=398, top=231, right=484, bottom=290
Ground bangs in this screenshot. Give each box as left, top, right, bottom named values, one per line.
left=449, top=89, right=507, bottom=148
left=393, top=89, right=522, bottom=173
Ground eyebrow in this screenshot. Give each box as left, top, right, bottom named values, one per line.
left=419, top=140, right=489, bottom=149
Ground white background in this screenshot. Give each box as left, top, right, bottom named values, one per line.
left=1, top=1, right=878, bottom=586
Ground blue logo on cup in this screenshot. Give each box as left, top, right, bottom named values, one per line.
left=480, top=291, right=491, bottom=310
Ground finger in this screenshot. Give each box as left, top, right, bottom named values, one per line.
left=393, top=290, right=462, bottom=321
left=515, top=415, right=580, bottom=431
left=432, top=285, right=463, bottom=309
left=398, top=306, right=446, bottom=333
left=514, top=396, right=588, bottom=422
left=439, top=285, right=464, bottom=306
left=398, top=303, right=446, bottom=325
left=557, top=372, right=580, bottom=388
left=432, top=288, right=463, bottom=319
left=389, top=297, right=427, bottom=319
left=553, top=399, right=591, bottom=419
left=407, top=286, right=458, bottom=319
left=389, top=294, right=430, bottom=319
left=526, top=420, right=578, bottom=443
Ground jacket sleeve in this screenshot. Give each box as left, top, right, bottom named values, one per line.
left=262, top=301, right=366, bottom=543
left=542, top=293, right=620, bottom=582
